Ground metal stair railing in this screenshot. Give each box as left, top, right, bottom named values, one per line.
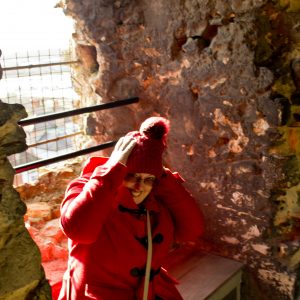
left=14, top=97, right=139, bottom=174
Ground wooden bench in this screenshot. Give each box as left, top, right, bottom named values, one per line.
left=168, top=248, right=244, bottom=300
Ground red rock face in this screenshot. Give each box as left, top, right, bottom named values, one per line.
left=18, top=166, right=82, bottom=299
left=26, top=215, right=67, bottom=300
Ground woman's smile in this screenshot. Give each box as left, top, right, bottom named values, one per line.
left=123, top=173, right=156, bottom=204
left=131, top=189, right=141, bottom=196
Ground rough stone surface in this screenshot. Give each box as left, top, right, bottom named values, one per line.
left=59, top=0, right=300, bottom=299
left=0, top=54, right=52, bottom=300
left=17, top=161, right=83, bottom=299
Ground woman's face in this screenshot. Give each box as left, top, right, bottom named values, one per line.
left=123, top=173, right=156, bottom=204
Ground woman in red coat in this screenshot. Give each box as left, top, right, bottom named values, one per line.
left=58, top=117, right=204, bottom=300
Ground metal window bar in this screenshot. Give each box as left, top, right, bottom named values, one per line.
left=2, top=60, right=79, bottom=72
left=14, top=97, right=139, bottom=174
left=0, top=48, right=83, bottom=183
left=18, top=97, right=139, bottom=126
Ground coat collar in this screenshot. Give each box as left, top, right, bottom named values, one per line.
left=117, top=186, right=159, bottom=213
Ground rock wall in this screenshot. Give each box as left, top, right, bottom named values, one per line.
left=60, top=0, right=300, bottom=299
left=18, top=162, right=83, bottom=299
left=0, top=51, right=51, bottom=299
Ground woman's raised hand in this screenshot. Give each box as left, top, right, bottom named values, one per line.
left=108, top=136, right=136, bottom=166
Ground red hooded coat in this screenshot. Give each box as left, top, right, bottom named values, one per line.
left=58, top=157, right=204, bottom=300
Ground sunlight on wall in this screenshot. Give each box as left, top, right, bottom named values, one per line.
left=0, top=0, right=73, bottom=54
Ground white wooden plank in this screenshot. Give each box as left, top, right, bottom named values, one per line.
left=169, top=252, right=243, bottom=300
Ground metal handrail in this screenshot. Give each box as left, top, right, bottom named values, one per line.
left=18, top=97, right=139, bottom=126
left=27, top=131, right=84, bottom=148
left=2, top=60, right=79, bottom=71
left=14, top=140, right=117, bottom=174
left=14, top=97, right=139, bottom=173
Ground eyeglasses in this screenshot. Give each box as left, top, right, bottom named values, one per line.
left=124, top=173, right=156, bottom=187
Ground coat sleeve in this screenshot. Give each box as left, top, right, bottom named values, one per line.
left=154, top=168, right=204, bottom=242
left=60, top=158, right=127, bottom=244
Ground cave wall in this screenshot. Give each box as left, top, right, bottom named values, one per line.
left=0, top=51, right=51, bottom=299
left=0, top=1, right=298, bottom=299
left=60, top=1, right=300, bottom=299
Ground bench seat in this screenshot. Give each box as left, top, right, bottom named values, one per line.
left=168, top=247, right=243, bottom=300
